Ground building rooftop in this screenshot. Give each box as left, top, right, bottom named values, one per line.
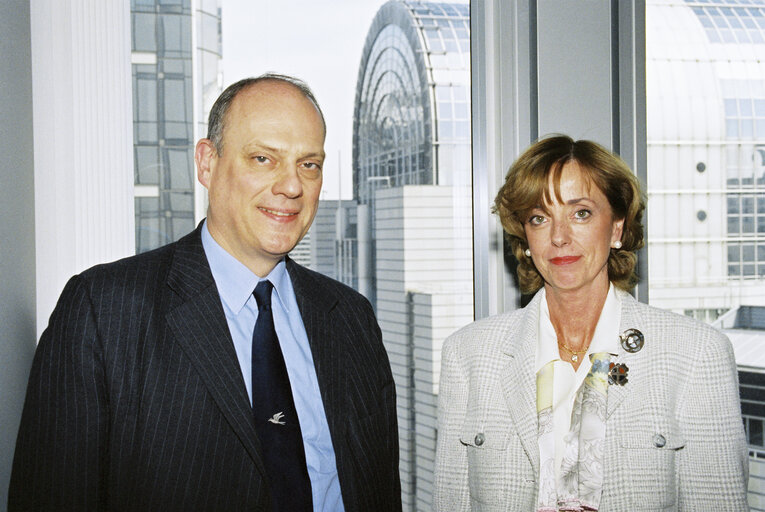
left=714, top=305, right=765, bottom=372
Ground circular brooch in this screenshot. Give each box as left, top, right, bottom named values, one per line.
left=619, top=328, right=644, bottom=353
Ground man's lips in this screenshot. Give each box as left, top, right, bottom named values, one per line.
left=549, top=255, right=581, bottom=265
left=258, top=207, right=298, bottom=219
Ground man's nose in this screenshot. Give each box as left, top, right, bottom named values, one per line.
left=272, top=165, right=303, bottom=198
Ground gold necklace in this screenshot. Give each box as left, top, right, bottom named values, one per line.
left=558, top=341, right=589, bottom=362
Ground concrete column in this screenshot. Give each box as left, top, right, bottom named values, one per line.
left=357, top=203, right=372, bottom=302
left=0, top=1, right=37, bottom=507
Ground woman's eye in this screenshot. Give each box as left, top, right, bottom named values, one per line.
left=574, top=209, right=591, bottom=219
left=528, top=215, right=545, bottom=225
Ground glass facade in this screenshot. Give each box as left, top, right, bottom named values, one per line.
left=690, top=2, right=765, bottom=44
left=353, top=0, right=471, bottom=304
left=649, top=2, right=765, bottom=507
left=354, top=1, right=471, bottom=205
left=647, top=0, right=765, bottom=317
left=687, top=5, right=765, bottom=280
left=131, top=0, right=221, bottom=253
left=721, top=79, right=765, bottom=278
left=352, top=2, right=472, bottom=510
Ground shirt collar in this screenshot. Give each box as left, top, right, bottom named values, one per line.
left=201, top=220, right=291, bottom=314
left=534, top=283, right=621, bottom=373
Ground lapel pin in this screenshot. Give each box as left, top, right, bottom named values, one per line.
left=608, top=362, right=629, bottom=386
left=619, top=328, right=644, bottom=353
left=268, top=411, right=286, bottom=425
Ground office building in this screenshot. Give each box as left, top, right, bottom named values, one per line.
left=131, top=0, right=221, bottom=253
left=352, top=2, right=472, bottom=509
left=647, top=0, right=765, bottom=319
left=715, top=306, right=765, bottom=510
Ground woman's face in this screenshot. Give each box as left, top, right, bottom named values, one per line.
left=524, top=160, right=624, bottom=297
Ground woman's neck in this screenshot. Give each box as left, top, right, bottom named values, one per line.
left=545, top=280, right=610, bottom=354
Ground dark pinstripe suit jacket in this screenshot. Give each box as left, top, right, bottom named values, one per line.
left=9, top=226, right=401, bottom=511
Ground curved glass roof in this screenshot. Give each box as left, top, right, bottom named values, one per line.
left=686, top=0, right=765, bottom=44
left=647, top=0, right=765, bottom=288
left=352, top=0, right=470, bottom=206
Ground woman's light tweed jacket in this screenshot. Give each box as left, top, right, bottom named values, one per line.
left=434, top=289, right=748, bottom=511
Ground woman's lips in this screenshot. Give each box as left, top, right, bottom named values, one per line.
left=549, top=255, right=581, bottom=265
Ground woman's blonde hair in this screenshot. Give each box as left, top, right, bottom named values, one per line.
left=494, top=135, right=645, bottom=294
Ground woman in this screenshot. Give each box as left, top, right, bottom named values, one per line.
left=434, top=135, right=748, bottom=511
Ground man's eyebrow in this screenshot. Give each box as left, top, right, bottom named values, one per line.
left=243, top=144, right=325, bottom=160
left=244, top=142, right=280, bottom=153
left=303, top=151, right=326, bottom=160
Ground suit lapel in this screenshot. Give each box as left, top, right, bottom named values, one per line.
left=607, top=291, right=645, bottom=419
left=500, top=293, right=542, bottom=474
left=164, top=227, right=268, bottom=478
left=286, top=259, right=347, bottom=438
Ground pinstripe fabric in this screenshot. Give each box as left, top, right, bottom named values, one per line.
left=434, top=289, right=749, bottom=512
left=9, top=225, right=401, bottom=512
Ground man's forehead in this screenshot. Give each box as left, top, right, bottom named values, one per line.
left=225, top=81, right=325, bottom=135
left=232, top=80, right=315, bottom=113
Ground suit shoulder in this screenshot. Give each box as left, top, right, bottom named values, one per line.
left=622, top=294, right=731, bottom=353
left=443, top=307, right=526, bottom=355
left=287, top=259, right=372, bottom=309
left=73, top=241, right=177, bottom=298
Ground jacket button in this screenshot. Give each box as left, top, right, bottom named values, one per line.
left=474, top=433, right=485, bottom=446
left=653, top=434, right=666, bottom=448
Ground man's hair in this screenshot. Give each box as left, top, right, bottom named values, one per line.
left=493, top=134, right=646, bottom=294
left=206, top=73, right=326, bottom=155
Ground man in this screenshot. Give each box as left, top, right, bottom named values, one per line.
left=9, top=74, right=401, bottom=511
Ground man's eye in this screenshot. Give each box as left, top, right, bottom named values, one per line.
left=303, top=162, right=321, bottom=171
left=253, top=156, right=269, bottom=163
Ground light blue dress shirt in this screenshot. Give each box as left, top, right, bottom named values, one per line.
left=201, top=221, right=345, bottom=512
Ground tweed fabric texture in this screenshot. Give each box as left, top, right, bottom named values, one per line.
left=9, top=225, right=401, bottom=512
left=434, top=289, right=748, bottom=511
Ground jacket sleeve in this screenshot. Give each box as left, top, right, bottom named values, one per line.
left=8, top=275, right=109, bottom=511
left=433, top=334, right=471, bottom=512
left=364, top=298, right=402, bottom=512
left=676, top=329, right=749, bottom=509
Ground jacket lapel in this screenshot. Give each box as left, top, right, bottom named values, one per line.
left=164, top=227, right=268, bottom=478
left=606, top=290, right=645, bottom=419
left=286, top=259, right=346, bottom=438
left=500, top=292, right=543, bottom=474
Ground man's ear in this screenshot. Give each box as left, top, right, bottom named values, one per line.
left=195, top=138, right=217, bottom=189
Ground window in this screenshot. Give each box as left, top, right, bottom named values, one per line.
left=647, top=0, right=765, bottom=314
left=238, top=2, right=473, bottom=509
left=649, top=4, right=765, bottom=507
left=131, top=0, right=220, bottom=253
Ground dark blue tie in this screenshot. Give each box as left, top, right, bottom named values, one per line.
left=251, top=280, right=312, bottom=511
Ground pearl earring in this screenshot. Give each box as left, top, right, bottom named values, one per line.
left=613, top=241, right=622, bottom=249
left=524, top=248, right=531, bottom=257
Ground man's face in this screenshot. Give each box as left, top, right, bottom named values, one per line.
left=196, top=81, right=325, bottom=276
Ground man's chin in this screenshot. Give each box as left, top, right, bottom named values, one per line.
left=261, top=242, right=300, bottom=260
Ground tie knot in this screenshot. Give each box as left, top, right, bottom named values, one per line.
left=254, top=280, right=273, bottom=309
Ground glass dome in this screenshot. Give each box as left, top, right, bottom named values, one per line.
left=352, top=1, right=471, bottom=206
